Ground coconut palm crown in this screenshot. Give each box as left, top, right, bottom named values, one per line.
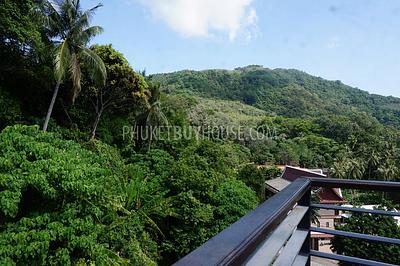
left=39, top=0, right=106, bottom=131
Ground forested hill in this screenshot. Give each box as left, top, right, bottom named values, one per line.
left=151, top=65, right=400, bottom=128
left=2, top=1, right=400, bottom=265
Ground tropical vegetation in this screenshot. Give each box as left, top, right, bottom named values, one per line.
left=0, top=1, right=399, bottom=265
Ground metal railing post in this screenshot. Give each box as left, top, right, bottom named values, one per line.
left=298, top=186, right=311, bottom=266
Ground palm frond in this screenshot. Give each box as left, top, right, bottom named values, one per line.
left=138, top=210, right=165, bottom=238
left=79, top=46, right=107, bottom=86
left=74, top=3, right=103, bottom=30
left=87, top=3, right=103, bottom=13
left=84, top=26, right=104, bottom=37
left=77, top=26, right=104, bottom=44
left=35, top=0, right=64, bottom=36
left=48, top=0, right=64, bottom=15
left=54, top=39, right=71, bottom=82
left=73, top=0, right=80, bottom=10
left=39, top=0, right=105, bottom=99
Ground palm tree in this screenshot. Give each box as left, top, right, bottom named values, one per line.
left=110, top=165, right=174, bottom=237
left=146, top=101, right=169, bottom=130
left=377, top=160, right=398, bottom=200
left=144, top=83, right=168, bottom=150
left=331, top=157, right=365, bottom=204
left=378, top=160, right=398, bottom=182
left=38, top=0, right=106, bottom=131
left=346, top=158, right=365, bottom=203
left=331, top=160, right=347, bottom=179
left=348, top=158, right=365, bottom=180
left=366, top=150, right=380, bottom=179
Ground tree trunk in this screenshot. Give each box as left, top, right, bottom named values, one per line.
left=60, top=99, right=73, bottom=126
left=90, top=108, right=103, bottom=140
left=43, top=81, right=61, bottom=131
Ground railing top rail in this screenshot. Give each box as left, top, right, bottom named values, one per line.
left=173, top=178, right=311, bottom=266
left=173, top=177, right=400, bottom=266
left=310, top=203, right=400, bottom=217
left=309, top=177, right=400, bottom=192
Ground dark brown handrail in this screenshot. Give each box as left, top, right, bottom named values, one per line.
left=173, top=178, right=400, bottom=266
left=173, top=178, right=311, bottom=266
left=310, top=177, right=400, bottom=191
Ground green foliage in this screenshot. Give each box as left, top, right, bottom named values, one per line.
left=0, top=0, right=53, bottom=118
left=161, top=93, right=196, bottom=128
left=40, top=0, right=106, bottom=94
left=153, top=66, right=400, bottom=193
left=115, top=143, right=257, bottom=264
left=179, top=140, right=251, bottom=177
left=0, top=0, right=46, bottom=59
left=259, top=116, right=320, bottom=138
left=210, top=178, right=259, bottom=231
left=69, top=44, right=149, bottom=140
left=95, top=115, right=133, bottom=145
left=143, top=141, right=258, bottom=263
left=38, top=0, right=107, bottom=131
left=162, top=191, right=214, bottom=260
left=0, top=125, right=109, bottom=264
left=0, top=125, right=158, bottom=265
left=0, top=88, right=22, bottom=129
left=331, top=208, right=400, bottom=265
left=248, top=140, right=276, bottom=164
left=251, top=117, right=342, bottom=168
left=89, top=44, right=148, bottom=116
left=152, top=66, right=400, bottom=128
left=3, top=4, right=400, bottom=263
left=238, top=165, right=282, bottom=202
left=294, top=135, right=340, bottom=167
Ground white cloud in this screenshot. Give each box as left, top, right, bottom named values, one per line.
left=138, top=0, right=258, bottom=41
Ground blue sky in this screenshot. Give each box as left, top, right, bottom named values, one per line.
left=84, top=0, right=400, bottom=97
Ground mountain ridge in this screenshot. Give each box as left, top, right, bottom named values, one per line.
left=151, top=65, right=400, bottom=128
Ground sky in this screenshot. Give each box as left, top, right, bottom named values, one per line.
left=83, top=0, right=400, bottom=97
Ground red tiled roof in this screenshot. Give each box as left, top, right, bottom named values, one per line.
left=281, top=165, right=346, bottom=203
left=281, top=165, right=326, bottom=181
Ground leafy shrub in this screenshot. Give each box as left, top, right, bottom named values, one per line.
left=0, top=125, right=158, bottom=265
left=211, top=179, right=258, bottom=231
left=160, top=141, right=257, bottom=263
left=331, top=210, right=400, bottom=265
left=238, top=165, right=282, bottom=202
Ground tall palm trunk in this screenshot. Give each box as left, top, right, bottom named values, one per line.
left=43, top=81, right=61, bottom=131
left=90, top=107, right=103, bottom=140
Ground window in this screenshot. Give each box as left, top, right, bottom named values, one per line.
left=326, top=222, right=330, bottom=228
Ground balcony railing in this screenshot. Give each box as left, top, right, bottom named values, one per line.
left=173, top=177, right=400, bottom=266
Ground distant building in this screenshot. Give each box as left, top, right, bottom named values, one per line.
left=265, top=165, right=346, bottom=253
